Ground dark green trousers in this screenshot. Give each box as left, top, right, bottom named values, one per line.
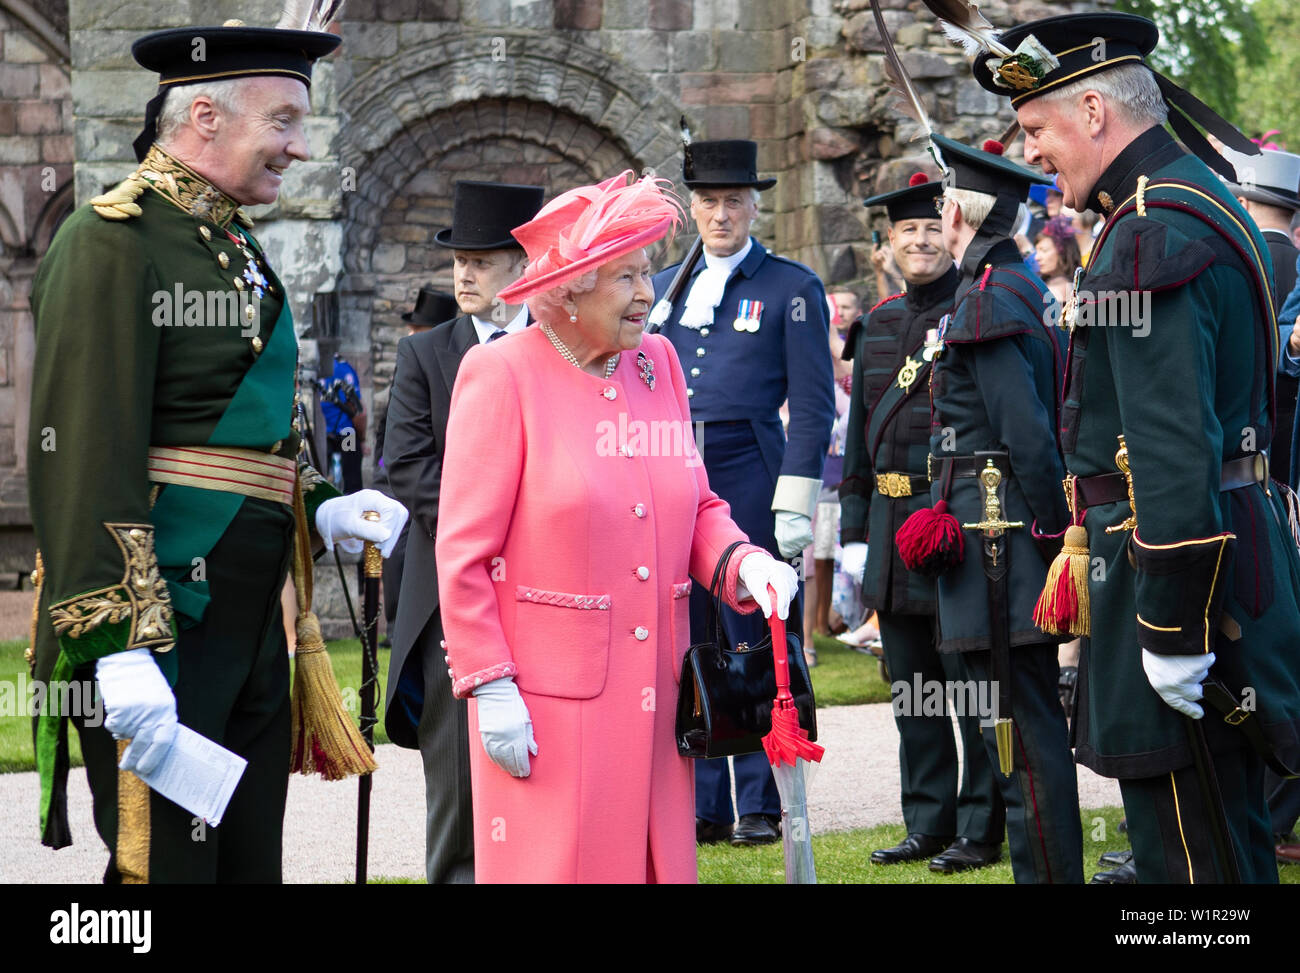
left=965, top=643, right=1084, bottom=883
left=76, top=497, right=295, bottom=883
left=1120, top=743, right=1278, bottom=884
left=878, top=611, right=1005, bottom=842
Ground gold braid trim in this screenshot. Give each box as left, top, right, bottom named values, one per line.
left=90, top=172, right=150, bottom=221
left=25, top=551, right=42, bottom=670
left=115, top=740, right=150, bottom=884
left=47, top=524, right=174, bottom=651
left=137, top=144, right=242, bottom=228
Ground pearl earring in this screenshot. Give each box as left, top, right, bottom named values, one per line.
left=569, top=313, right=578, bottom=323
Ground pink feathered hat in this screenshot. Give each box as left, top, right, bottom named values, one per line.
left=496, top=170, right=683, bottom=305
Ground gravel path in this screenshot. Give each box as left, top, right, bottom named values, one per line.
left=0, top=702, right=1121, bottom=883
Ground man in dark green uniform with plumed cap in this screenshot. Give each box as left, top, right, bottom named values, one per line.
left=28, top=12, right=407, bottom=883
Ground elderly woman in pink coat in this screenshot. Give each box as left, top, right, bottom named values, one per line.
left=435, top=172, right=799, bottom=883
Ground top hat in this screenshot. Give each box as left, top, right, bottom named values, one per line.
left=434, top=181, right=546, bottom=251
left=683, top=140, right=777, bottom=190
left=864, top=172, right=943, bottom=222
left=131, top=22, right=341, bottom=162
left=1219, top=146, right=1300, bottom=213
left=496, top=170, right=681, bottom=305
left=402, top=286, right=459, bottom=327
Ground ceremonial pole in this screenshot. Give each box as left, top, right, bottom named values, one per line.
left=356, top=510, right=383, bottom=884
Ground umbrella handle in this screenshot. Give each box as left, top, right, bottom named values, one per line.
left=768, top=584, right=793, bottom=702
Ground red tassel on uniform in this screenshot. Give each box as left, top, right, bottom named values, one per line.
left=896, top=500, right=965, bottom=577
left=1033, top=524, right=1091, bottom=636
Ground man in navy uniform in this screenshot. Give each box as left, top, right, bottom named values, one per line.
left=981, top=11, right=1300, bottom=882
left=923, top=133, right=1083, bottom=883
left=653, top=139, right=835, bottom=846
left=383, top=181, right=544, bottom=882
left=841, top=172, right=1005, bottom=872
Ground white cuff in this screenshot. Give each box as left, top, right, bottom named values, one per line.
left=771, top=475, right=822, bottom=521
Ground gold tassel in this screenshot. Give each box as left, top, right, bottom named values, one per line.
left=288, top=475, right=377, bottom=780
left=1033, top=524, right=1091, bottom=637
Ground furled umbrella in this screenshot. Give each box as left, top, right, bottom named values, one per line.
left=762, top=586, right=825, bottom=884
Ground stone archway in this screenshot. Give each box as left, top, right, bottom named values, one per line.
left=335, top=32, right=688, bottom=391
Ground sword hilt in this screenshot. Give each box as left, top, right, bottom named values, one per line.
left=361, top=509, right=383, bottom=578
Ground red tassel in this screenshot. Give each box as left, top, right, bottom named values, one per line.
left=1032, top=524, right=1091, bottom=636
left=896, top=500, right=965, bottom=577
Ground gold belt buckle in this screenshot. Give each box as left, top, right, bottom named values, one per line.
left=877, top=472, right=912, bottom=498
left=1223, top=706, right=1249, bottom=727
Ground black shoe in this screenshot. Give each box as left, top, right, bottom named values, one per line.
left=696, top=817, right=733, bottom=845
left=1090, top=858, right=1138, bottom=884
left=730, top=813, right=782, bottom=846
left=928, top=837, right=1002, bottom=874
left=870, top=832, right=952, bottom=865
left=1117, top=817, right=1127, bottom=834
left=1097, top=848, right=1133, bottom=868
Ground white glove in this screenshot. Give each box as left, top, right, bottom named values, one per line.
left=1142, top=649, right=1215, bottom=720
left=774, top=511, right=814, bottom=559
left=315, top=488, right=409, bottom=558
left=96, top=648, right=177, bottom=742
left=472, top=676, right=537, bottom=778
left=121, top=720, right=179, bottom=777
left=737, top=552, right=800, bottom=620
left=840, top=542, right=868, bottom=583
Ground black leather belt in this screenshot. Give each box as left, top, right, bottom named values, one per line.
left=927, top=454, right=1008, bottom=481
left=875, top=472, right=929, bottom=498
left=1070, top=454, right=1268, bottom=512
left=1203, top=677, right=1299, bottom=779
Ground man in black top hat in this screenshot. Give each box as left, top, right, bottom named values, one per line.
left=840, top=172, right=1006, bottom=872
left=652, top=139, right=835, bottom=846
left=375, top=287, right=458, bottom=644
left=972, top=10, right=1300, bottom=883
left=29, top=12, right=408, bottom=882
left=383, top=180, right=544, bottom=883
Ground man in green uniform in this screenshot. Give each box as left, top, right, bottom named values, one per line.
left=840, top=172, right=1005, bottom=872
left=976, top=11, right=1300, bottom=882
left=28, top=18, right=406, bottom=883
left=918, top=133, right=1082, bottom=883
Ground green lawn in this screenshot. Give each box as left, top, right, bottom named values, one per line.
left=807, top=631, right=893, bottom=707
left=698, top=807, right=1300, bottom=884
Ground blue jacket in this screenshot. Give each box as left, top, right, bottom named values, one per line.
left=652, top=238, right=835, bottom=487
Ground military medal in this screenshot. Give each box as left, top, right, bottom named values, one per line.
left=896, top=355, right=922, bottom=391
left=637, top=351, right=655, bottom=390
left=1061, top=266, right=1085, bottom=333
left=923, top=327, right=943, bottom=362
left=733, top=299, right=763, bottom=333
left=227, top=229, right=269, bottom=299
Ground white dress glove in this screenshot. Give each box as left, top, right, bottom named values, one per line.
left=96, top=647, right=177, bottom=742
left=121, top=720, right=179, bottom=776
left=774, top=511, right=814, bottom=559
left=736, top=552, right=800, bottom=619
left=315, top=488, right=409, bottom=557
left=1142, top=649, right=1215, bottom=720
left=840, top=542, right=868, bottom=583
left=472, top=676, right=537, bottom=778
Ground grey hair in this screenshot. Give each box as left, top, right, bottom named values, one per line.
left=946, top=187, right=996, bottom=230
left=155, top=78, right=249, bottom=145
left=690, top=187, right=761, bottom=206
left=1035, top=63, right=1168, bottom=128
left=528, top=268, right=600, bottom=326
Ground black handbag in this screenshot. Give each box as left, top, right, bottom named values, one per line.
left=675, top=541, right=818, bottom=758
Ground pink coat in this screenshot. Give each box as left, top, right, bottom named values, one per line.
left=436, top=327, right=761, bottom=883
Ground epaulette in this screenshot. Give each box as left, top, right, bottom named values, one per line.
left=944, top=264, right=1051, bottom=345
left=236, top=210, right=255, bottom=229
left=868, top=292, right=905, bottom=315
left=89, top=171, right=149, bottom=221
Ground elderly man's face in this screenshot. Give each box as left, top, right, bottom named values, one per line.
left=690, top=188, right=759, bottom=257
left=1019, top=95, right=1103, bottom=212
left=205, top=76, right=311, bottom=206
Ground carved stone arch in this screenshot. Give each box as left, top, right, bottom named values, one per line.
left=337, top=32, right=687, bottom=275
left=29, top=181, right=74, bottom=257
left=0, top=201, right=19, bottom=254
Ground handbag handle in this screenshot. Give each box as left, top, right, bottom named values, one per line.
left=705, top=541, right=746, bottom=665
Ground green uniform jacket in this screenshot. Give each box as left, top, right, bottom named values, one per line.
left=929, top=240, right=1069, bottom=653
left=1064, top=126, right=1300, bottom=778
left=840, top=264, right=958, bottom=615
left=28, top=146, right=336, bottom=846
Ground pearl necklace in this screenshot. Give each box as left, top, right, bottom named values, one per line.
left=541, top=322, right=618, bottom=378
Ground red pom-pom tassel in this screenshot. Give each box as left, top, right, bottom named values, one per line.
left=895, top=500, right=965, bottom=577
left=908, top=172, right=929, bottom=187
left=982, top=139, right=1005, bottom=156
